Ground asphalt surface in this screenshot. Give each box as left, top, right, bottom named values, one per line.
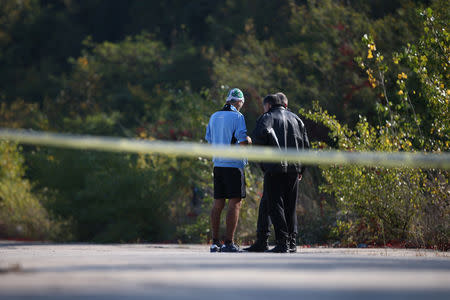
left=0, top=242, right=449, bottom=300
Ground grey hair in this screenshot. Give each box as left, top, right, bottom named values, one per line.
left=276, top=92, right=288, bottom=107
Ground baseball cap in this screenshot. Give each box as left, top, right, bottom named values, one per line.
left=226, top=88, right=245, bottom=103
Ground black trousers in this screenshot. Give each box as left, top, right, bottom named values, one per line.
left=263, top=172, right=299, bottom=243
left=256, top=187, right=271, bottom=240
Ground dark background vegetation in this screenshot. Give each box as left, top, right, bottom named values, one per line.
left=0, top=0, right=448, bottom=249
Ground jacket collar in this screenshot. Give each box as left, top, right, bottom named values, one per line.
left=269, top=105, right=286, bottom=112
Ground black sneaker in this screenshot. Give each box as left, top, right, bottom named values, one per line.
left=243, top=240, right=269, bottom=252
left=266, top=242, right=288, bottom=253
left=289, top=236, right=297, bottom=253
left=220, top=243, right=240, bottom=252
left=210, top=241, right=222, bottom=253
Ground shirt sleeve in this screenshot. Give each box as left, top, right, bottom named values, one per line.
left=235, top=114, right=248, bottom=143
left=303, top=127, right=310, bottom=150
left=298, top=117, right=310, bottom=174
left=205, top=118, right=212, bottom=143
left=299, top=118, right=310, bottom=150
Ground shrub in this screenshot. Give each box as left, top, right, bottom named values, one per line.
left=0, top=141, right=63, bottom=240
left=301, top=7, right=449, bottom=249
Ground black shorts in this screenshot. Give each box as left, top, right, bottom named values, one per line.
left=213, top=167, right=246, bottom=199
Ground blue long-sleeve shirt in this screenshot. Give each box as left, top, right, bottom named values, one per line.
left=205, top=105, right=248, bottom=169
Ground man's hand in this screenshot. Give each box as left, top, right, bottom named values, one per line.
left=298, top=174, right=302, bottom=181
left=239, top=136, right=252, bottom=146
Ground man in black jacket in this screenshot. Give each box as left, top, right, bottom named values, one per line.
left=244, top=93, right=286, bottom=252
left=249, top=93, right=309, bottom=253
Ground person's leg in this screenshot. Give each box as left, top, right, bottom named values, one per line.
left=211, top=167, right=226, bottom=245
left=211, top=198, right=225, bottom=241
left=266, top=173, right=289, bottom=251
left=225, top=198, right=242, bottom=242
left=284, top=173, right=299, bottom=252
left=221, top=167, right=245, bottom=252
left=284, top=173, right=299, bottom=236
left=257, top=186, right=271, bottom=240
left=244, top=182, right=270, bottom=252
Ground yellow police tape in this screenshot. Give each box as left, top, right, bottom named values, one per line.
left=0, top=128, right=448, bottom=169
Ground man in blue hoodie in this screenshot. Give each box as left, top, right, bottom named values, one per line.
left=205, top=88, right=251, bottom=252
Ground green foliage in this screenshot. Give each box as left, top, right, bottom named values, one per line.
left=29, top=149, right=180, bottom=242
left=27, top=110, right=215, bottom=242
left=302, top=6, right=449, bottom=248
left=296, top=167, right=337, bottom=245
left=0, top=0, right=84, bottom=100
left=0, top=99, right=48, bottom=129
left=212, top=0, right=394, bottom=123
left=213, top=29, right=277, bottom=96
left=0, top=141, right=64, bottom=240
left=19, top=32, right=221, bottom=243
left=53, top=33, right=215, bottom=134
left=1, top=0, right=447, bottom=246
left=176, top=196, right=213, bottom=243
left=303, top=104, right=426, bottom=245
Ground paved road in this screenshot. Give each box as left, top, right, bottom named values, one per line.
left=0, top=243, right=449, bottom=300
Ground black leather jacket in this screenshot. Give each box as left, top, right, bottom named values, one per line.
left=251, top=105, right=310, bottom=174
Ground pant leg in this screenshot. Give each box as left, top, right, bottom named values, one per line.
left=265, top=172, right=288, bottom=243
left=256, top=187, right=271, bottom=240
left=283, top=173, right=299, bottom=237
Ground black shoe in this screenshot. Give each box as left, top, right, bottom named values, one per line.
left=210, top=241, right=222, bottom=253
left=289, top=236, right=297, bottom=253
left=243, top=240, right=269, bottom=252
left=221, top=243, right=240, bottom=252
left=266, top=242, right=288, bottom=253
left=210, top=239, right=222, bottom=252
